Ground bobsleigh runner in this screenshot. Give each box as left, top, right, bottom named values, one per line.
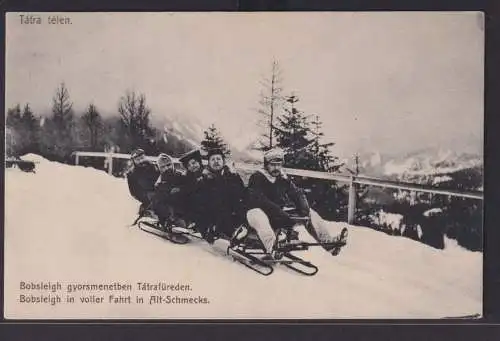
left=133, top=208, right=347, bottom=277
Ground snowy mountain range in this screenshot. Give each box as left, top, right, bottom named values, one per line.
left=152, top=113, right=263, bottom=162
left=153, top=114, right=483, bottom=182
left=157, top=113, right=205, bottom=150
left=353, top=147, right=483, bottom=181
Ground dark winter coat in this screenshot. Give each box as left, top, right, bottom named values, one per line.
left=178, top=170, right=206, bottom=219
left=247, top=169, right=310, bottom=229
left=151, top=169, right=185, bottom=222
left=126, top=161, right=159, bottom=205
left=199, top=166, right=248, bottom=237
left=153, top=169, right=185, bottom=205
left=180, top=170, right=205, bottom=202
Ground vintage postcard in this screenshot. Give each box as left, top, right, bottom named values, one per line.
left=4, top=12, right=483, bottom=319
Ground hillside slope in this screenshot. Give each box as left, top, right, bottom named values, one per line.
left=4, top=155, right=482, bottom=319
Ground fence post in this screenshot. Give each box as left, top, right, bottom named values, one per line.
left=107, top=153, right=113, bottom=175
left=75, top=153, right=79, bottom=166
left=348, top=176, right=357, bottom=224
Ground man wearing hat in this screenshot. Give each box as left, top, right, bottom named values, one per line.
left=127, top=148, right=160, bottom=215
left=151, top=153, right=186, bottom=228
left=245, top=147, right=348, bottom=258
left=197, top=147, right=248, bottom=243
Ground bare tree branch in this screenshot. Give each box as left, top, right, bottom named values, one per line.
left=255, top=60, right=285, bottom=151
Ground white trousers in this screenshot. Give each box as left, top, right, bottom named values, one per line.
left=246, top=208, right=341, bottom=253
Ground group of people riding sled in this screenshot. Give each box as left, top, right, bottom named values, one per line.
left=127, top=146, right=348, bottom=261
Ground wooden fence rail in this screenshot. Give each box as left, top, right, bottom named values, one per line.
left=72, top=151, right=483, bottom=224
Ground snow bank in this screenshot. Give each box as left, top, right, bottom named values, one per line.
left=4, top=155, right=482, bottom=319
left=370, top=210, right=404, bottom=232
left=20, top=153, right=49, bottom=163
left=432, top=175, right=453, bottom=185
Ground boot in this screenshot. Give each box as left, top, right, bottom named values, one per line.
left=261, top=236, right=286, bottom=261
left=202, top=226, right=217, bottom=245
left=323, top=227, right=348, bottom=254
left=230, top=225, right=248, bottom=246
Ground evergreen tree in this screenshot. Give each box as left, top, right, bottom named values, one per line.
left=310, top=115, right=342, bottom=172
left=21, top=104, right=38, bottom=131
left=275, top=94, right=316, bottom=169
left=256, top=60, right=284, bottom=151
left=6, top=103, right=41, bottom=156
left=6, top=104, right=22, bottom=128
left=20, top=103, right=41, bottom=154
left=429, top=166, right=483, bottom=251
left=6, top=104, right=22, bottom=156
left=273, top=94, right=345, bottom=172
left=42, top=82, right=77, bottom=161
left=274, top=95, right=348, bottom=220
left=201, top=124, right=230, bottom=157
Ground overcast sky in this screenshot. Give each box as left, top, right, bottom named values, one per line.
left=6, top=12, right=484, bottom=157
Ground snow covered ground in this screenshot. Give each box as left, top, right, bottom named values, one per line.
left=4, top=155, right=482, bottom=319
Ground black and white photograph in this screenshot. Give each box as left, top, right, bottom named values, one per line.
left=4, top=12, right=483, bottom=319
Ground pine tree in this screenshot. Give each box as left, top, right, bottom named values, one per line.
left=20, top=103, right=41, bottom=154
left=273, top=95, right=349, bottom=220
left=429, top=166, right=483, bottom=251
left=304, top=115, right=347, bottom=220
left=6, top=104, right=22, bottom=156
left=256, top=60, right=284, bottom=151
left=6, top=104, right=22, bottom=128
left=310, top=115, right=342, bottom=172
left=44, top=82, right=77, bottom=161
left=201, top=124, right=230, bottom=157
left=275, top=95, right=316, bottom=169
left=21, top=104, right=38, bottom=130
left=6, top=103, right=41, bottom=156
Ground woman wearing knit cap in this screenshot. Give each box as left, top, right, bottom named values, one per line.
left=244, top=147, right=348, bottom=258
